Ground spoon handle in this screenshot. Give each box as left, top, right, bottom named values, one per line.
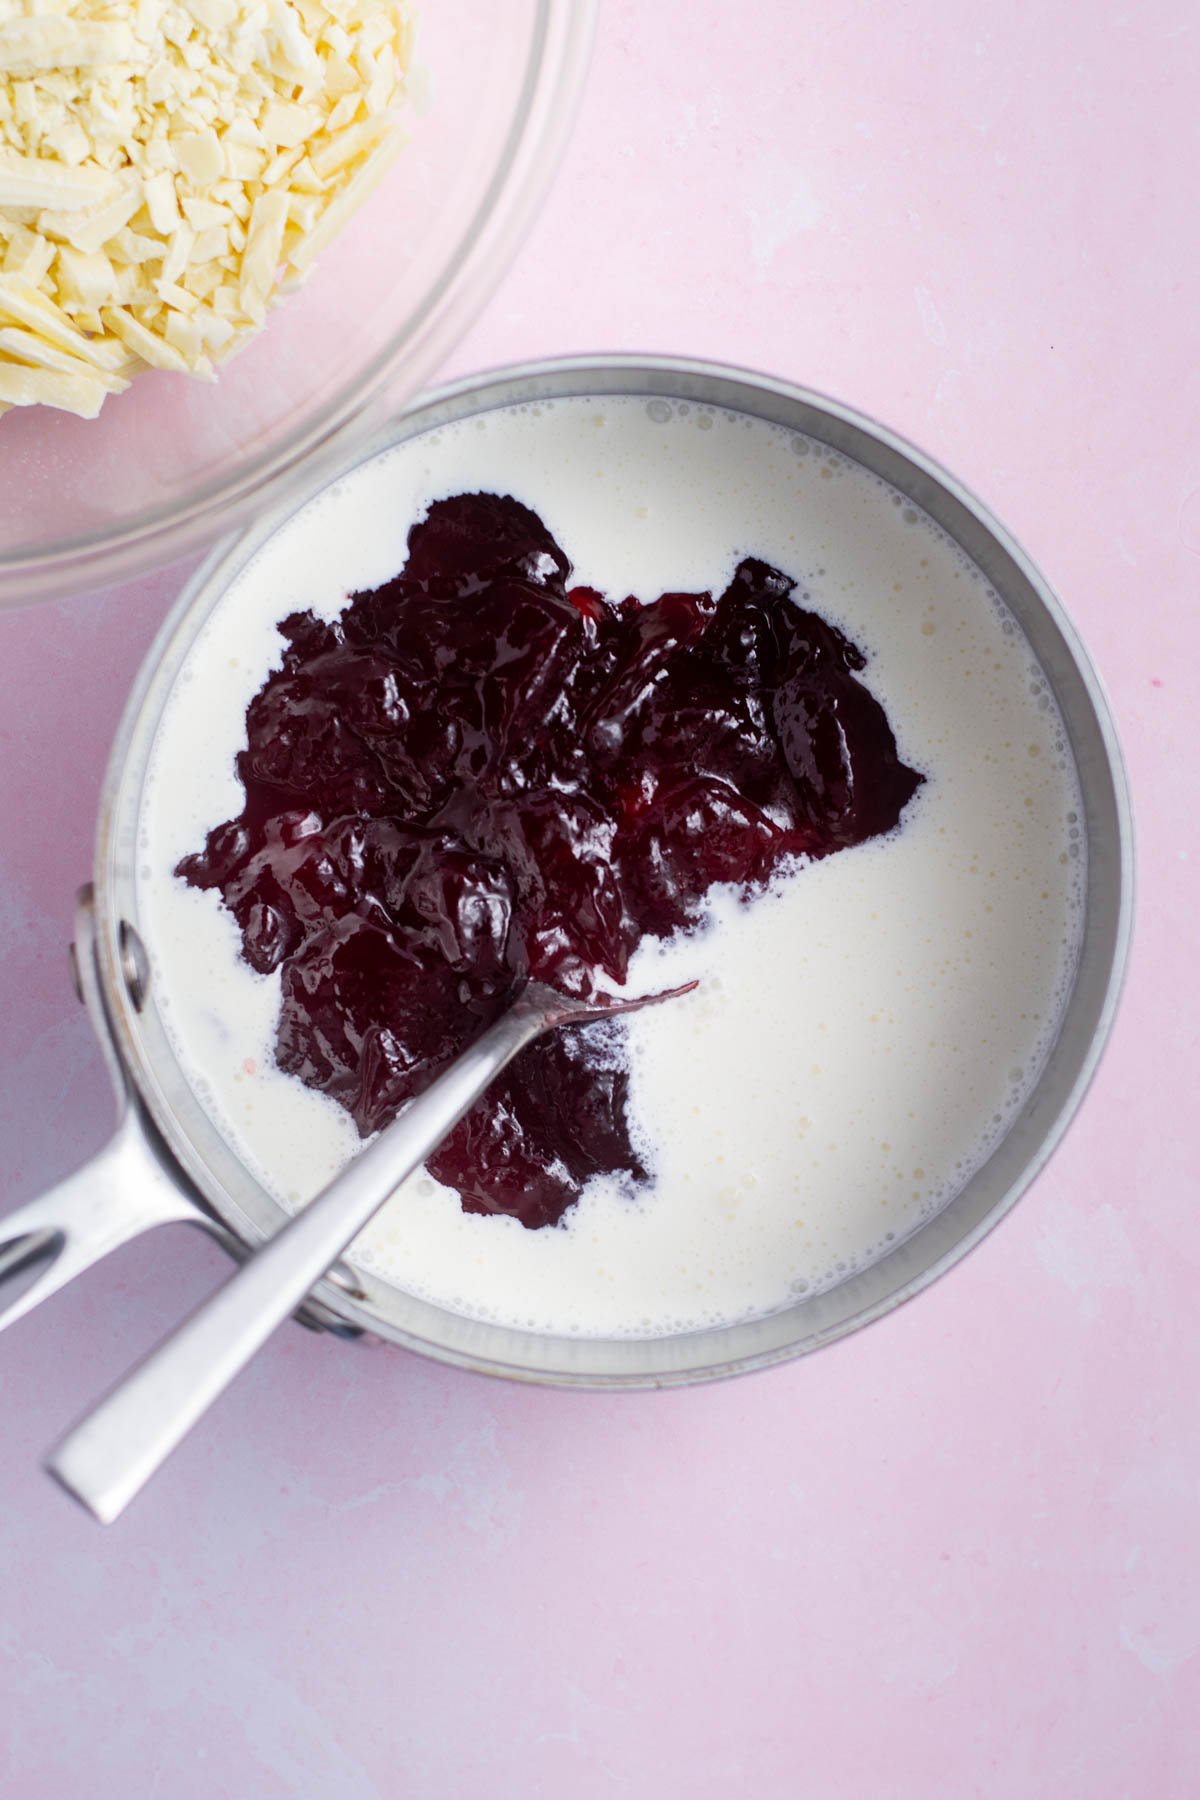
left=45, top=995, right=551, bottom=1525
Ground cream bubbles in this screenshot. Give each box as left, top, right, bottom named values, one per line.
left=136, top=395, right=1084, bottom=1338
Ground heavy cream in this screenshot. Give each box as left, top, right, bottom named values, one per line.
left=136, top=394, right=1084, bottom=1337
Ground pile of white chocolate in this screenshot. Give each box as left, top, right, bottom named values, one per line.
left=0, top=0, right=413, bottom=417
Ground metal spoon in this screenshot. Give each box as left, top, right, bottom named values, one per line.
left=46, top=977, right=693, bottom=1525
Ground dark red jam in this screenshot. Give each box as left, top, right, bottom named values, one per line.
left=180, top=492, right=923, bottom=1228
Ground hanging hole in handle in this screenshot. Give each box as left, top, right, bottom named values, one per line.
left=0, top=1228, right=68, bottom=1326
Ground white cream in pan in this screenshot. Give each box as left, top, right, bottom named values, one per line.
left=137, top=395, right=1084, bottom=1338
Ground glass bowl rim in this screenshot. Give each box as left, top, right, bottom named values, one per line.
left=0, top=0, right=596, bottom=605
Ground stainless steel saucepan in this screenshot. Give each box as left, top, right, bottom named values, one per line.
left=0, top=356, right=1134, bottom=1395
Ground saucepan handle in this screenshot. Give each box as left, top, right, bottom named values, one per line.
left=0, top=887, right=224, bottom=1335
left=0, top=1116, right=212, bottom=1334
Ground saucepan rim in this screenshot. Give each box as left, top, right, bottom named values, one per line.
left=91, top=353, right=1135, bottom=1387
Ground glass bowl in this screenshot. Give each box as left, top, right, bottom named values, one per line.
left=0, top=0, right=593, bottom=607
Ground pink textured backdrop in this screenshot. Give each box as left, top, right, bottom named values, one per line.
left=1, top=2, right=1197, bottom=1793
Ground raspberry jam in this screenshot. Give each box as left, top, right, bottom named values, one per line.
left=179, top=493, right=923, bottom=1228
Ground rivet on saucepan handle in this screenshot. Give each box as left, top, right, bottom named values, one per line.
left=118, top=920, right=151, bottom=1012
left=68, top=941, right=83, bottom=1004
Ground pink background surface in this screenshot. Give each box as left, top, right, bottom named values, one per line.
left=1, top=2, right=1197, bottom=1793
